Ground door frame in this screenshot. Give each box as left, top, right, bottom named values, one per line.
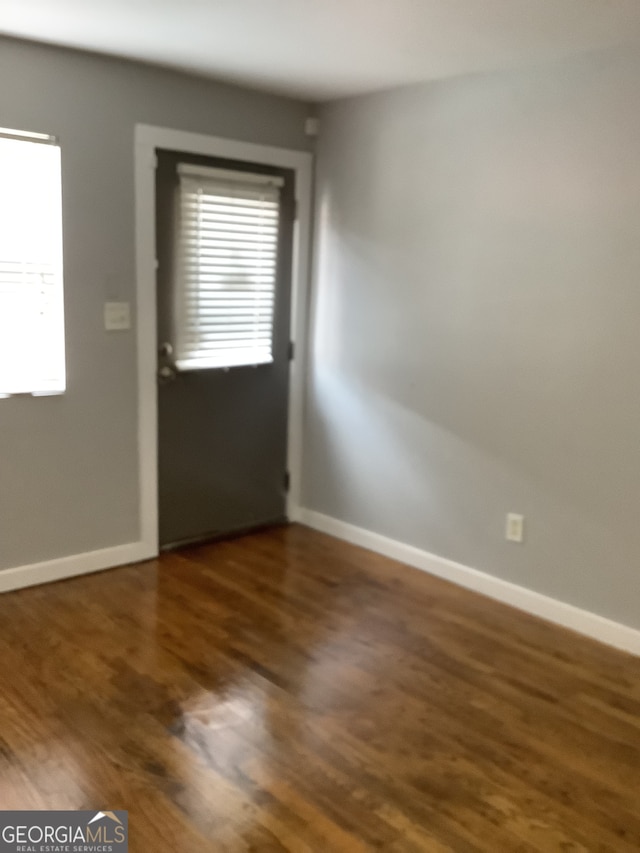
left=134, top=124, right=313, bottom=557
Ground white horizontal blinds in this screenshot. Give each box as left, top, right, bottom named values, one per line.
left=0, top=130, right=65, bottom=395
left=175, top=163, right=284, bottom=370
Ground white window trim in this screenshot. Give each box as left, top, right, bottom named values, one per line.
left=134, top=124, right=313, bottom=557
left=0, top=128, right=66, bottom=398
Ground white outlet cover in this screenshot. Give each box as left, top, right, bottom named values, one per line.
left=104, top=301, right=131, bottom=331
left=506, top=513, right=525, bottom=543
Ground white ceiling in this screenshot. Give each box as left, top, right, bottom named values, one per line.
left=4, top=0, right=640, bottom=101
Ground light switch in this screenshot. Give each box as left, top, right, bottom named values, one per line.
left=104, top=302, right=131, bottom=331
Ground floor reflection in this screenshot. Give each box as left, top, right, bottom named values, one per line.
left=0, top=525, right=637, bottom=851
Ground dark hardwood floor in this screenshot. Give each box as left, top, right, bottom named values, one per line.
left=0, top=524, right=638, bottom=851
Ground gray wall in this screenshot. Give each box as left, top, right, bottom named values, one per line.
left=305, top=48, right=640, bottom=629
left=0, top=37, right=312, bottom=570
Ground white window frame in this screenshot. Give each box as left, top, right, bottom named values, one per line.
left=134, top=125, right=313, bottom=557
left=0, top=127, right=66, bottom=398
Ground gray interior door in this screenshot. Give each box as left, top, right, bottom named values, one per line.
left=156, top=150, right=295, bottom=549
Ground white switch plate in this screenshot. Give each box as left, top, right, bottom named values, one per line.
left=104, top=301, right=131, bottom=331
left=506, top=513, right=525, bottom=543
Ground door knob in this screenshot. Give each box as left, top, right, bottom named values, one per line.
left=158, top=342, right=178, bottom=383
left=158, top=364, right=177, bottom=382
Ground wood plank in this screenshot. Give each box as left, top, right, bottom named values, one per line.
left=0, top=523, right=637, bottom=851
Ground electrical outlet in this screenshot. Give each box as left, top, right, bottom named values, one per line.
left=506, top=513, right=524, bottom=543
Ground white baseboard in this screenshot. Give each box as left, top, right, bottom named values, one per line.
left=299, top=508, right=640, bottom=657
left=0, top=541, right=156, bottom=595
left=287, top=503, right=303, bottom=523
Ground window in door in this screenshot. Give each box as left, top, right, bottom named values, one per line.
left=173, top=163, right=284, bottom=371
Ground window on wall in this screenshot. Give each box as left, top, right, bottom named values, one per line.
left=174, top=163, right=283, bottom=370
left=0, top=128, right=65, bottom=396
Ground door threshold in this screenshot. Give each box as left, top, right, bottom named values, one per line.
left=160, top=517, right=289, bottom=553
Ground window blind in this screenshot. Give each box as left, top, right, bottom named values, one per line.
left=0, top=130, right=65, bottom=396
left=175, top=163, right=283, bottom=370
